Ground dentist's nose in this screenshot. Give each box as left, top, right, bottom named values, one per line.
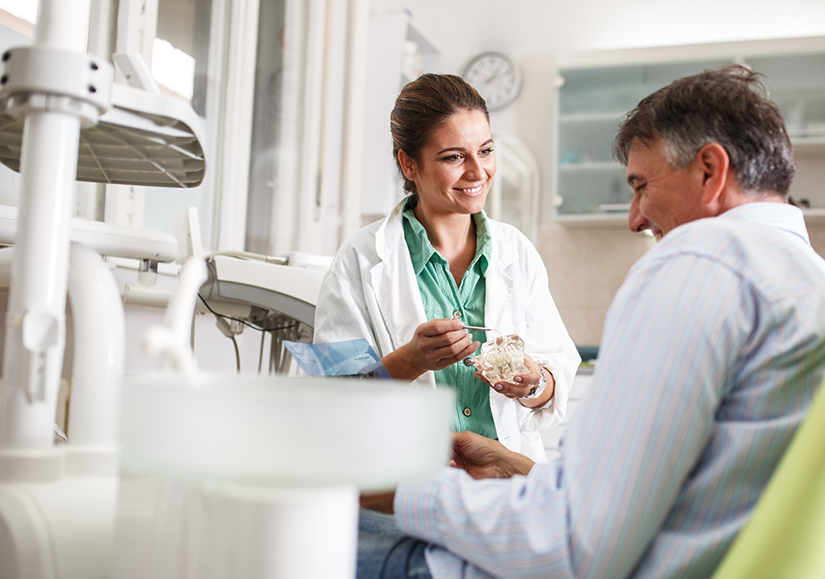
left=465, top=153, right=489, bottom=181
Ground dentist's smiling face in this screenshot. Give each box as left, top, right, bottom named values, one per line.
left=403, top=109, right=496, bottom=217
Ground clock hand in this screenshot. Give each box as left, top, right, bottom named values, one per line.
left=484, top=63, right=503, bottom=85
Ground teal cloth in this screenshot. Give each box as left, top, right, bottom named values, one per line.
left=402, top=200, right=497, bottom=440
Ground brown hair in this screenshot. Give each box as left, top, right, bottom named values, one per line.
left=390, top=73, right=490, bottom=196
left=613, top=64, right=795, bottom=196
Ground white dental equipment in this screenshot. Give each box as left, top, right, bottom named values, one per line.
left=199, top=252, right=329, bottom=373
left=0, top=3, right=453, bottom=578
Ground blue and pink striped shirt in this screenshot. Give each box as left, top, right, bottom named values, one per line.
left=394, top=203, right=825, bottom=579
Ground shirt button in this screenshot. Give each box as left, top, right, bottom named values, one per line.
left=453, top=310, right=462, bottom=319
left=463, top=407, right=472, bottom=417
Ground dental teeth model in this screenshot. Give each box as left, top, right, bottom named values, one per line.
left=464, top=334, right=528, bottom=384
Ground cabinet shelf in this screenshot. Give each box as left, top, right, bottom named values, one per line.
left=792, top=138, right=825, bottom=155
left=559, top=162, right=623, bottom=171
left=802, top=208, right=825, bottom=223
left=559, top=112, right=626, bottom=123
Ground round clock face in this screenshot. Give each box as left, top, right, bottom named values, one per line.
left=461, top=51, right=522, bottom=111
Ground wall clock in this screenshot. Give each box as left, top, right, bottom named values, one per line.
left=461, top=51, right=522, bottom=111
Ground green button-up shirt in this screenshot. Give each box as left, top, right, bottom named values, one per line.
left=402, top=200, right=497, bottom=440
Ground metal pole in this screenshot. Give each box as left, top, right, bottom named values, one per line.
left=0, top=0, right=93, bottom=481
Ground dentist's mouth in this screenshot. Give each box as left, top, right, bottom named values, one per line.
left=456, top=185, right=484, bottom=194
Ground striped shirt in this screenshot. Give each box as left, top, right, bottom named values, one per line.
left=394, top=203, right=825, bottom=579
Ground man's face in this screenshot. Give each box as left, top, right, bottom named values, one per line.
left=626, top=137, right=705, bottom=238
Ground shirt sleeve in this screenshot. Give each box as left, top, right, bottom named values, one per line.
left=394, top=249, right=757, bottom=579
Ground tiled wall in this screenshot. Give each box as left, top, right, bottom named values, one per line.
left=541, top=218, right=825, bottom=348
left=538, top=224, right=655, bottom=347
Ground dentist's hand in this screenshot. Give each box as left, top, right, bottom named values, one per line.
left=382, top=318, right=480, bottom=381
left=474, top=354, right=555, bottom=408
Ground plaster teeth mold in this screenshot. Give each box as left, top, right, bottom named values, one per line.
left=464, top=334, right=528, bottom=384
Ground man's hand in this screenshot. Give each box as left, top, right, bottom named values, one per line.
left=450, top=431, right=535, bottom=479
left=360, top=490, right=396, bottom=514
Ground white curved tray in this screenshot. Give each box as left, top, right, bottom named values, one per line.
left=120, top=374, right=454, bottom=491
left=0, top=83, right=205, bottom=188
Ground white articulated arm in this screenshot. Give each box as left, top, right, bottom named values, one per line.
left=65, top=243, right=124, bottom=477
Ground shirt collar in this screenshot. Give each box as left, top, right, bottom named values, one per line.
left=402, top=201, right=435, bottom=276
left=402, top=199, right=493, bottom=276
left=719, top=202, right=810, bottom=246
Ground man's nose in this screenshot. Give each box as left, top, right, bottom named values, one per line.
left=628, top=196, right=648, bottom=233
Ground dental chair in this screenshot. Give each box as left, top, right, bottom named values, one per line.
left=711, top=377, right=825, bottom=579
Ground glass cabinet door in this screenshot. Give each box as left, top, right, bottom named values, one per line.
left=745, top=52, right=825, bottom=210
left=745, top=53, right=825, bottom=142
left=555, top=58, right=732, bottom=219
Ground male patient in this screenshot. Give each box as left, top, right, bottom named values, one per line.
left=356, top=64, right=825, bottom=579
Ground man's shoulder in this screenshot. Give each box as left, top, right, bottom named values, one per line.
left=645, top=215, right=825, bottom=290
left=656, top=215, right=804, bottom=260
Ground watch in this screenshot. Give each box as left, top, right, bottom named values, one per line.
left=523, top=367, right=546, bottom=399
left=461, top=51, right=522, bottom=111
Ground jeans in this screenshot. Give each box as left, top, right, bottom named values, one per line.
left=357, top=508, right=432, bottom=579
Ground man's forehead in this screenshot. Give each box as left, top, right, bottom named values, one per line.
left=628, top=136, right=661, bottom=156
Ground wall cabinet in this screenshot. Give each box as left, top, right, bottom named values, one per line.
left=361, top=10, right=439, bottom=224
left=553, top=37, right=825, bottom=224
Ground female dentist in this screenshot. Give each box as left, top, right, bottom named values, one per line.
left=314, top=74, right=579, bottom=462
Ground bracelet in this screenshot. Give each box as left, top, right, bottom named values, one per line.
left=523, top=367, right=546, bottom=399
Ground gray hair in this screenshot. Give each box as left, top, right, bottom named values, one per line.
left=613, top=64, right=795, bottom=196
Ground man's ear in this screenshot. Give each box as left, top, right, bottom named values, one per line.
left=695, top=143, right=730, bottom=206
left=398, top=150, right=417, bottom=181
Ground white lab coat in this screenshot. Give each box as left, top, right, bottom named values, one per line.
left=314, top=201, right=580, bottom=462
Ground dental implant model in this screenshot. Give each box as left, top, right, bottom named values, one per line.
left=464, top=334, right=528, bottom=384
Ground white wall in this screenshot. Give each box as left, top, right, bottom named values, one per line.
left=388, top=0, right=825, bottom=216
left=102, top=1, right=825, bottom=374
left=369, top=0, right=825, bottom=345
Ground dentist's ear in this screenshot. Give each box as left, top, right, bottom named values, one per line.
left=695, top=143, right=730, bottom=207
left=398, top=150, right=417, bottom=181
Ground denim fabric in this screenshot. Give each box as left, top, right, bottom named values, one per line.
left=357, top=509, right=431, bottom=579
left=359, top=508, right=405, bottom=537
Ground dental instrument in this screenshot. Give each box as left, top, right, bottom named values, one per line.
left=462, top=324, right=499, bottom=333
left=453, top=311, right=499, bottom=334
